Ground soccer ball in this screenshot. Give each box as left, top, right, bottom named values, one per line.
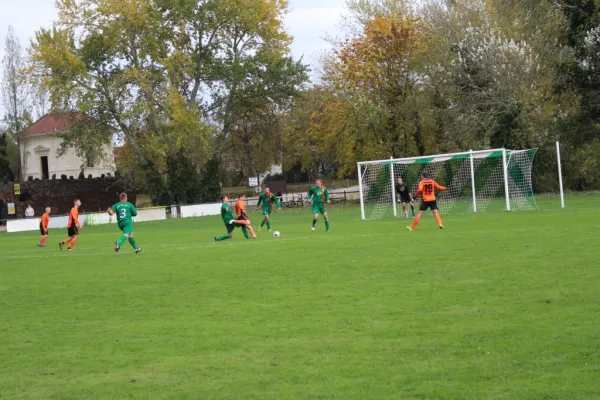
left=273, top=231, right=281, bottom=237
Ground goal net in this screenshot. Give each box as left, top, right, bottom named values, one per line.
left=357, top=148, right=537, bottom=220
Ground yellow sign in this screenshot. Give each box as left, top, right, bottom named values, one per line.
left=7, top=203, right=15, bottom=215
left=13, top=184, right=20, bottom=195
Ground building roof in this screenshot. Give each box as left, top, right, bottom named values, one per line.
left=23, top=112, right=83, bottom=138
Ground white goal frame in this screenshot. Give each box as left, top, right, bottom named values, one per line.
left=357, top=148, right=539, bottom=220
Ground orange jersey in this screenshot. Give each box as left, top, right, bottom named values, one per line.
left=40, top=213, right=50, bottom=230
left=415, top=179, right=446, bottom=202
left=235, top=199, right=246, bottom=217
left=67, top=207, right=80, bottom=228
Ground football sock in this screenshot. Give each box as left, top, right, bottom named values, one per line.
left=411, top=206, right=415, bottom=217
left=325, top=220, right=330, bottom=231
left=248, top=226, right=257, bottom=239
left=242, top=227, right=249, bottom=239
left=260, top=220, right=265, bottom=228
left=117, top=235, right=127, bottom=246
left=40, top=236, right=47, bottom=245
left=62, top=237, right=72, bottom=244
left=128, top=236, right=138, bottom=249
left=410, top=215, right=421, bottom=230
left=266, top=220, right=271, bottom=229
left=435, top=214, right=443, bottom=226
left=312, top=219, right=317, bottom=227
left=216, top=235, right=230, bottom=241
left=68, top=237, right=78, bottom=249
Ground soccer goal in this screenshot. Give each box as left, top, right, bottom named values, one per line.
left=357, top=148, right=538, bottom=220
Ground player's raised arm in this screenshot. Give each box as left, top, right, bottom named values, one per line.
left=434, top=181, right=447, bottom=191
left=274, top=195, right=281, bottom=209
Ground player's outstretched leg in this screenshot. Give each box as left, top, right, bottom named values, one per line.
left=214, top=233, right=232, bottom=241
left=311, top=213, right=319, bottom=231
left=433, top=210, right=444, bottom=229
left=266, top=216, right=272, bottom=231
left=407, top=211, right=423, bottom=231
left=242, top=226, right=250, bottom=239
left=323, top=212, right=330, bottom=232
left=247, top=225, right=257, bottom=239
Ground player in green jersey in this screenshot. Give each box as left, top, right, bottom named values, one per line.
left=307, top=179, right=331, bottom=232
left=214, top=195, right=254, bottom=241
left=255, top=187, right=281, bottom=232
left=108, top=193, right=142, bottom=254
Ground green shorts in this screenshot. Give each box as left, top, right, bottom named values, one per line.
left=119, top=221, right=133, bottom=235
left=312, top=204, right=327, bottom=215
left=224, top=221, right=241, bottom=234
left=262, top=207, right=272, bottom=216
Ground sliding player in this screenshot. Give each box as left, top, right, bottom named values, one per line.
left=307, top=179, right=331, bottom=232
left=407, top=172, right=446, bottom=231
left=256, top=187, right=281, bottom=231
left=37, top=207, right=51, bottom=247
left=396, top=177, right=415, bottom=219
left=108, top=193, right=142, bottom=254
left=214, top=195, right=255, bottom=241
left=59, top=199, right=82, bottom=251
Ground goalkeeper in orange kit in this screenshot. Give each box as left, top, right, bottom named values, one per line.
left=407, top=172, right=446, bottom=231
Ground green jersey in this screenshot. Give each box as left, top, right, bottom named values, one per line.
left=221, top=203, right=235, bottom=223
left=110, top=201, right=137, bottom=224
left=308, top=186, right=330, bottom=205
left=257, top=192, right=280, bottom=210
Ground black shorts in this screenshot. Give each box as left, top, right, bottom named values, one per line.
left=400, top=196, right=412, bottom=204
left=420, top=201, right=438, bottom=211
left=236, top=215, right=249, bottom=223
left=40, top=224, right=47, bottom=236
left=67, top=226, right=79, bottom=237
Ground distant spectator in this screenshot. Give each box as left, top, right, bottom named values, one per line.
left=25, top=205, right=35, bottom=218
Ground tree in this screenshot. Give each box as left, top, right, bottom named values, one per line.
left=310, top=15, right=435, bottom=176
left=1, top=26, right=31, bottom=180
left=29, top=0, right=307, bottom=200
left=0, top=132, right=15, bottom=183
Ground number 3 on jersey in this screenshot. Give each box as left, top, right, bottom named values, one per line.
left=120, top=208, right=127, bottom=219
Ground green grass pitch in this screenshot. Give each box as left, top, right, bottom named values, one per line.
left=1, top=195, right=599, bottom=399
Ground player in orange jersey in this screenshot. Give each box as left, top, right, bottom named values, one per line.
left=407, top=172, right=446, bottom=231
left=235, top=194, right=257, bottom=239
left=59, top=199, right=82, bottom=251
left=37, top=207, right=51, bottom=247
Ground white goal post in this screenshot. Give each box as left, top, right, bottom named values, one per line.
left=357, top=148, right=538, bottom=220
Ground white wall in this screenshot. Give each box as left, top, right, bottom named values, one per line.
left=180, top=203, right=222, bottom=218
left=21, top=135, right=115, bottom=180
left=7, top=208, right=166, bottom=233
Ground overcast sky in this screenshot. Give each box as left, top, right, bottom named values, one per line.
left=0, top=0, right=347, bottom=117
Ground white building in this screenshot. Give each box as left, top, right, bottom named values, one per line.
left=20, top=113, right=116, bottom=180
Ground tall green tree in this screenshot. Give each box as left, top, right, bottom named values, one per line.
left=30, top=0, right=307, bottom=201
left=1, top=26, right=31, bottom=180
